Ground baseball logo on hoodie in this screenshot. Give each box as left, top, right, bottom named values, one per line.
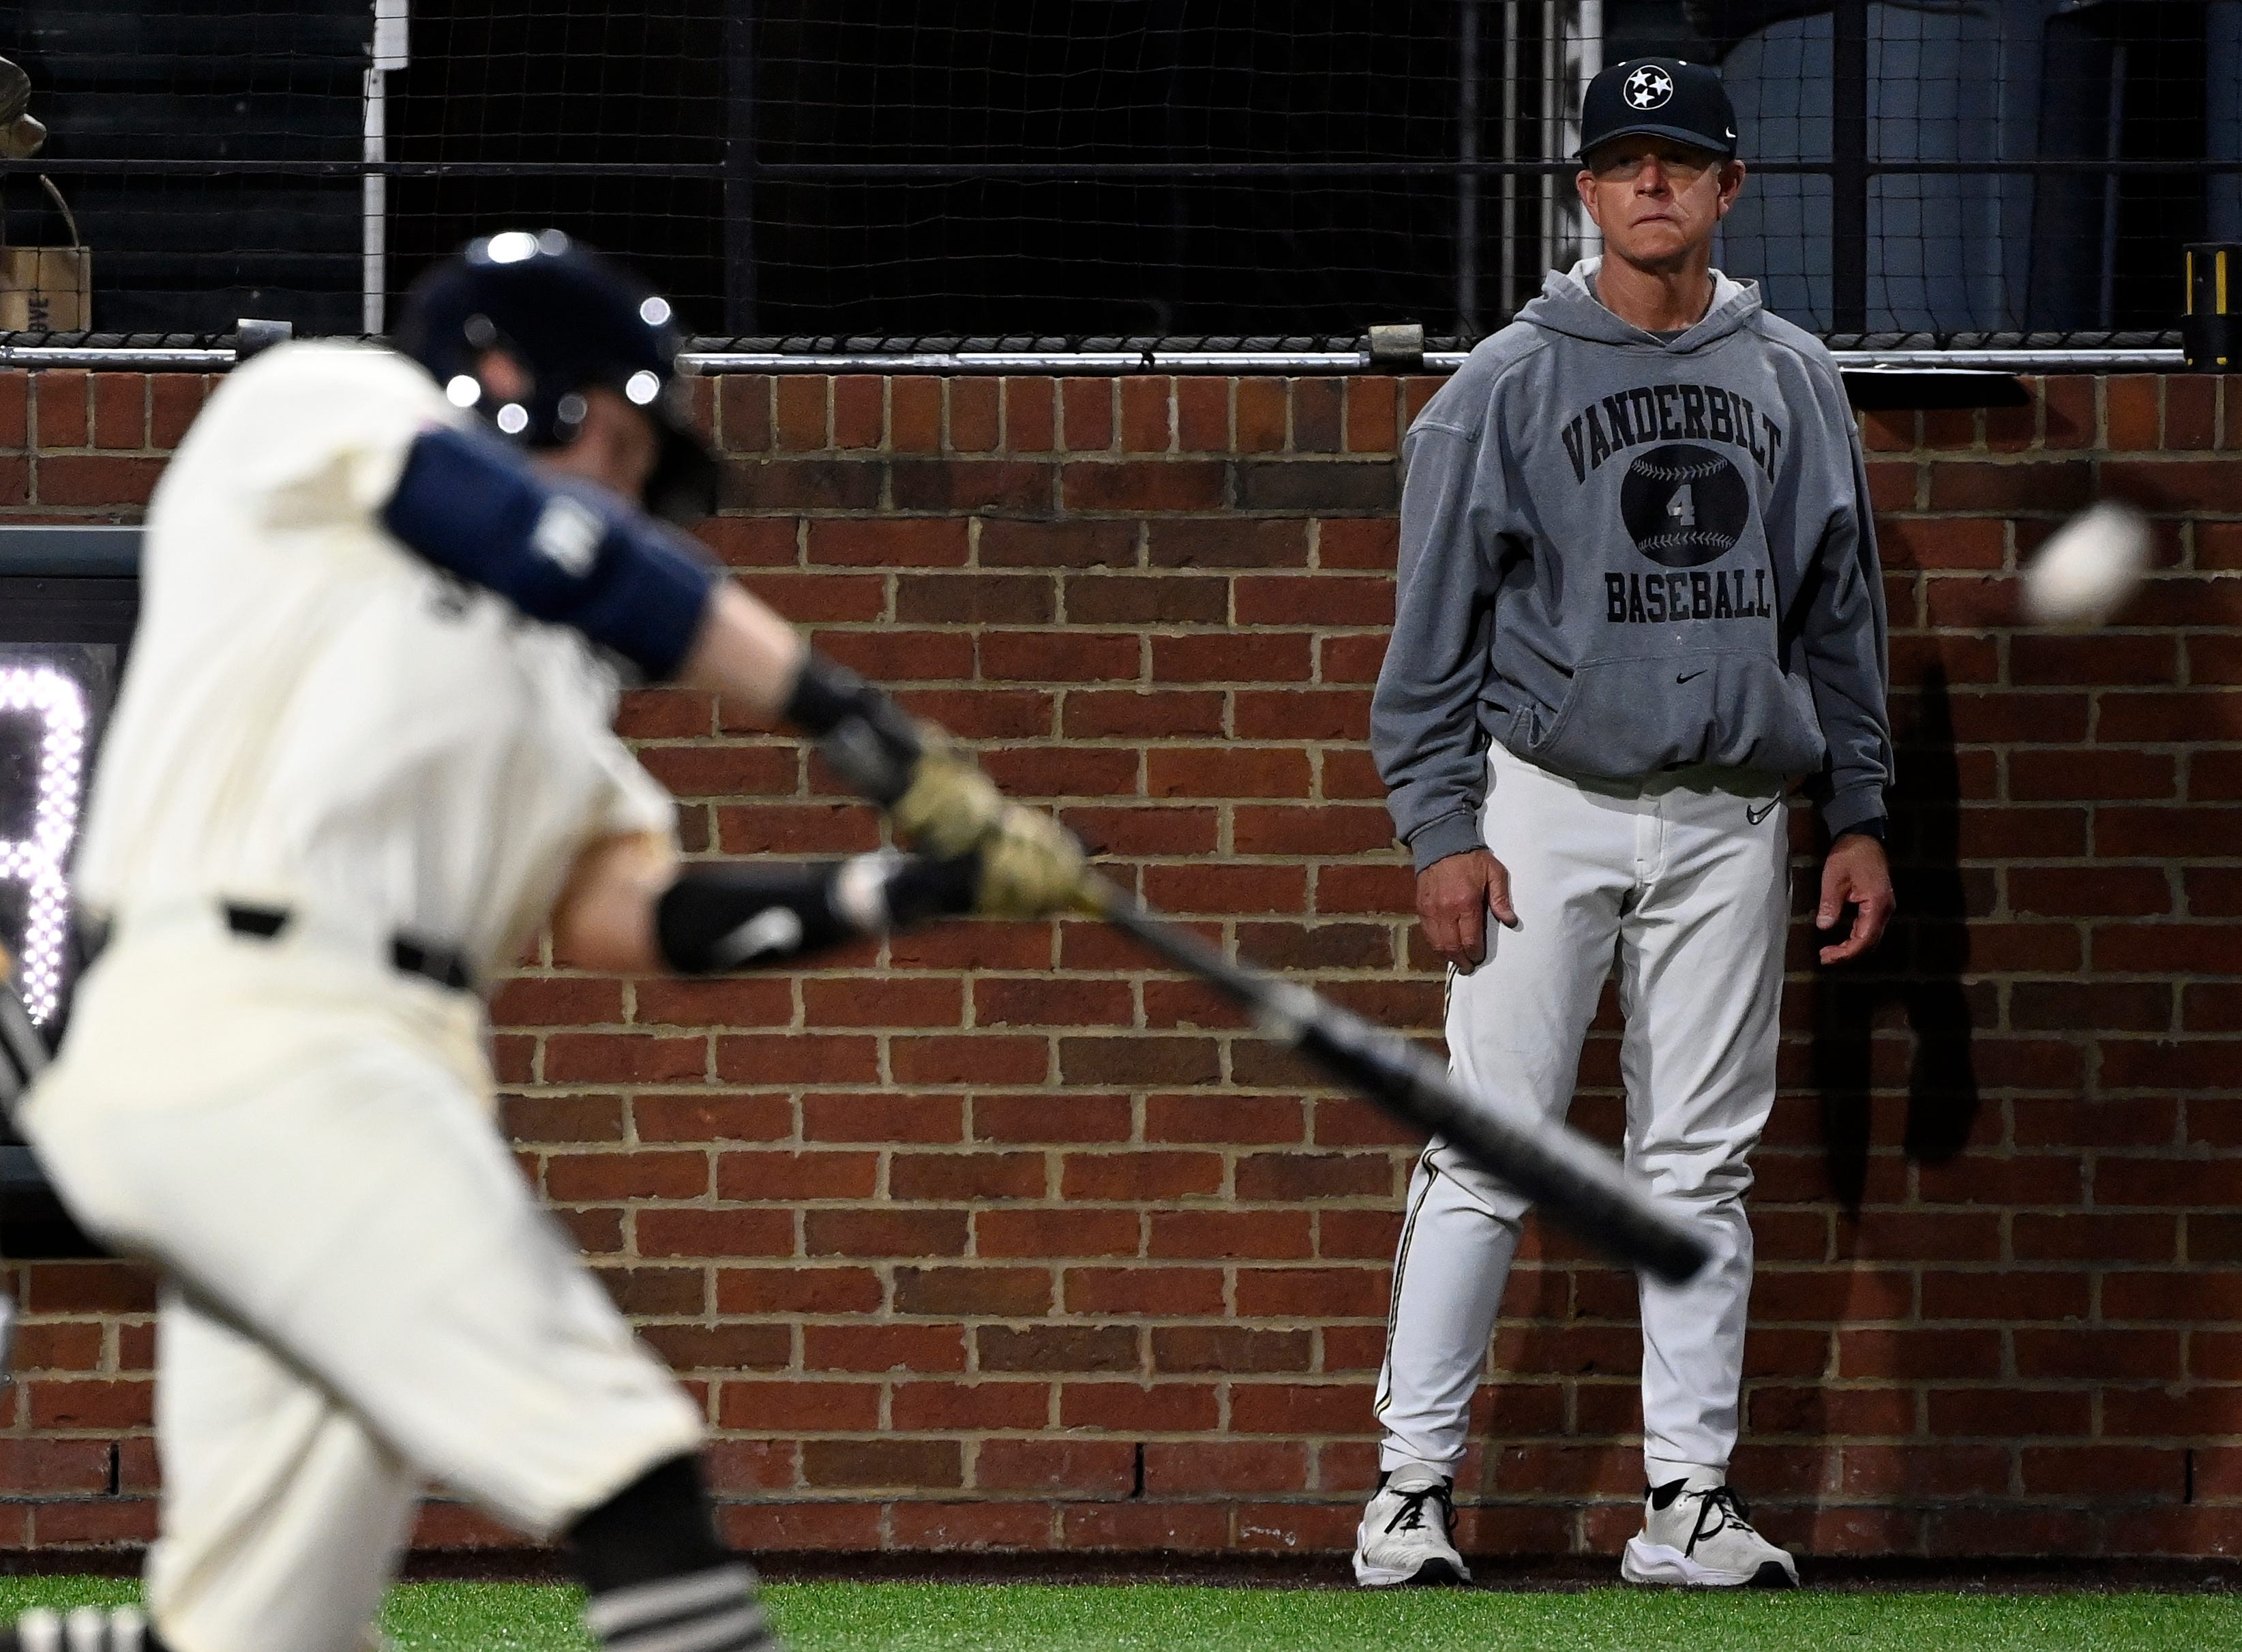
left=1619, top=444, right=1752, bottom=568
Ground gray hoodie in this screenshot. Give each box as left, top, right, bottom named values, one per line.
left=1373, top=258, right=1891, bottom=872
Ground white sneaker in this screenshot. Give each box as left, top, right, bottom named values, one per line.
left=1351, top=1466, right=1471, bottom=1587
left=1621, top=1481, right=1799, bottom=1588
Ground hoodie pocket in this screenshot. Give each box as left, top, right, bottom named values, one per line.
left=1520, top=649, right=1826, bottom=780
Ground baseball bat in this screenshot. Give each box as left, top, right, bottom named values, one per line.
left=1072, top=875, right=1710, bottom=1284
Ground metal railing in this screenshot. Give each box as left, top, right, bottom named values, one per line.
left=0, top=330, right=2185, bottom=377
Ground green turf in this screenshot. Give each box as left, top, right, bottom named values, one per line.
left=0, top=1576, right=2238, bottom=1651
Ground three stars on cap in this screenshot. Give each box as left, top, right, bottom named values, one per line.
left=1624, top=65, right=1675, bottom=110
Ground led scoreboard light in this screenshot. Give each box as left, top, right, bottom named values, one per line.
left=0, top=524, right=138, bottom=1256
left=0, top=661, right=93, bottom=1025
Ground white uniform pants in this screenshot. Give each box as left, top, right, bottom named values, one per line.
left=21, top=929, right=704, bottom=1652
left=1375, top=744, right=1789, bottom=1490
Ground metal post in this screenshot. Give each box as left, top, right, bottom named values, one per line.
left=1540, top=0, right=1557, bottom=276
left=1573, top=0, right=1602, bottom=264
left=364, top=1, right=408, bottom=335
left=2099, top=43, right=2125, bottom=330
left=1501, top=0, right=1518, bottom=315
left=723, top=1, right=758, bottom=337
left=1458, top=1, right=1480, bottom=334
left=1829, top=0, right=1870, bottom=333
left=362, top=69, right=385, bottom=335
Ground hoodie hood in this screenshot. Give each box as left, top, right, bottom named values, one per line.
left=1518, top=256, right=1761, bottom=352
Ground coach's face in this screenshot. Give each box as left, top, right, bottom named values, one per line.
left=1576, top=137, right=1746, bottom=271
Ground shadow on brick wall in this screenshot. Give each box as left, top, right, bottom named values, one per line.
left=1812, top=662, right=1982, bottom=1210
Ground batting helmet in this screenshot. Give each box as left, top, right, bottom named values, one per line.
left=395, top=230, right=717, bottom=523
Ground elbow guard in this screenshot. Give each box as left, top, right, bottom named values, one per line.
left=380, top=423, right=721, bottom=679
left=654, top=852, right=978, bottom=974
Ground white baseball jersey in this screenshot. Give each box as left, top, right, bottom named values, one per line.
left=74, top=340, right=674, bottom=982
left=21, top=341, right=708, bottom=1652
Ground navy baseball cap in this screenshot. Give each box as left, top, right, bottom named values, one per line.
left=1578, top=58, right=1739, bottom=160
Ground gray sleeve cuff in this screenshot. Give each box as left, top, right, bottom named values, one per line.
left=1821, top=784, right=1887, bottom=841
left=1405, top=811, right=1486, bottom=873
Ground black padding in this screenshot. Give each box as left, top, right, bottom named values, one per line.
left=881, top=854, right=980, bottom=927
left=655, top=861, right=858, bottom=974
left=779, top=652, right=924, bottom=805
left=653, top=853, right=981, bottom=975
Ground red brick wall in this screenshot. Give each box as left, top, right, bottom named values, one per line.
left=1, top=367, right=2239, bottom=1560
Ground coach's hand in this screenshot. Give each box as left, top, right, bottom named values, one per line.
left=1817, top=832, right=1895, bottom=965
left=1418, top=847, right=1519, bottom=974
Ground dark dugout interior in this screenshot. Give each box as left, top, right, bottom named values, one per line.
left=0, top=1, right=2220, bottom=340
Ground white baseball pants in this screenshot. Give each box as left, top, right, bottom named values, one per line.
left=22, top=926, right=704, bottom=1652
left=1375, top=742, right=1789, bottom=1491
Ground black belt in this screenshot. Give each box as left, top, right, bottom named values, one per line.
left=222, top=903, right=476, bottom=993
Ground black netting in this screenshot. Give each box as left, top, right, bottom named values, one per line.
left=0, top=2, right=2222, bottom=345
